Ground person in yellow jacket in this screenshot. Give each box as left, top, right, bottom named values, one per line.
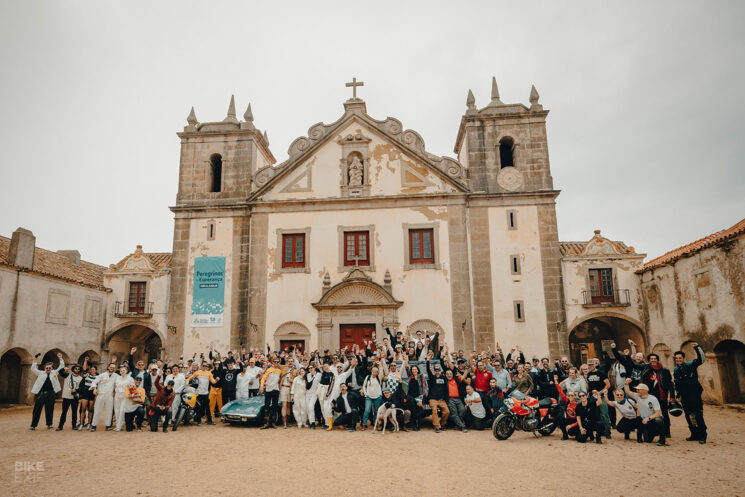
left=259, top=358, right=282, bottom=429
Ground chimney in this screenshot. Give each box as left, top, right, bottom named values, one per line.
left=8, top=228, right=36, bottom=269
left=57, top=250, right=81, bottom=266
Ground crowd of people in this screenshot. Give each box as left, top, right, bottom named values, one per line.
left=27, top=327, right=709, bottom=446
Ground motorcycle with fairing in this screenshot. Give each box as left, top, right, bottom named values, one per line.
left=492, top=390, right=558, bottom=440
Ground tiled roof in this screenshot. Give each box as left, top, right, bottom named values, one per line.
left=0, top=236, right=107, bottom=289
left=643, top=217, right=745, bottom=271
left=112, top=251, right=172, bottom=270
left=559, top=240, right=630, bottom=257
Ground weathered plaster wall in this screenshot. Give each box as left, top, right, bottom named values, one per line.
left=640, top=237, right=745, bottom=402
left=264, top=120, right=457, bottom=201
left=263, top=206, right=454, bottom=351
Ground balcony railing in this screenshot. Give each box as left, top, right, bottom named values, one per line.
left=114, top=301, right=154, bottom=318
left=581, top=289, right=630, bottom=307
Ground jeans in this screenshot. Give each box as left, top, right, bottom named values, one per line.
left=446, top=398, right=466, bottom=428
left=264, top=390, right=280, bottom=426
left=149, top=408, right=172, bottom=431
left=125, top=406, right=145, bottom=431
left=58, top=397, right=79, bottom=428
left=362, top=396, right=382, bottom=426
left=197, top=394, right=211, bottom=422
left=335, top=408, right=359, bottom=429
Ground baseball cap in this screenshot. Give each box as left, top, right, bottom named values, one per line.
left=635, top=383, right=649, bottom=391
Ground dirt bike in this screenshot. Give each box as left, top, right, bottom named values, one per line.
left=171, top=386, right=198, bottom=431
left=492, top=391, right=558, bottom=440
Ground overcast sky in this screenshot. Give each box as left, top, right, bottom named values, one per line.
left=1, top=1, right=743, bottom=266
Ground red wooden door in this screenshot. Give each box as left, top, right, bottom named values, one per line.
left=588, top=268, right=614, bottom=304
left=280, top=340, right=304, bottom=354
left=339, top=324, right=375, bottom=349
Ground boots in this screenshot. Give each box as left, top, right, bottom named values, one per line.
left=326, top=417, right=334, bottom=431
left=595, top=434, right=603, bottom=444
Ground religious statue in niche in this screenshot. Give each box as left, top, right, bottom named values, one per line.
left=348, top=156, right=364, bottom=186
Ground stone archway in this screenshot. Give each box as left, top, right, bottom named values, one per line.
left=651, top=343, right=674, bottom=371
left=0, top=347, right=33, bottom=404
left=312, top=269, right=403, bottom=352
left=568, top=314, right=646, bottom=367
left=274, top=321, right=311, bottom=353
left=105, top=323, right=165, bottom=365
left=714, top=340, right=745, bottom=403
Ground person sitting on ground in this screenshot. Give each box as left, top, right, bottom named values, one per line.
left=124, top=377, right=147, bottom=432
left=331, top=383, right=360, bottom=431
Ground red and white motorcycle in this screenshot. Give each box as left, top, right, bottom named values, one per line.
left=492, top=391, right=559, bottom=440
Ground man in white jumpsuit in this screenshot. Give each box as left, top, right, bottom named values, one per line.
left=90, top=362, right=118, bottom=431
left=305, top=365, right=322, bottom=429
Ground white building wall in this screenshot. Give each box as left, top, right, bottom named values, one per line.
left=487, top=205, right=549, bottom=356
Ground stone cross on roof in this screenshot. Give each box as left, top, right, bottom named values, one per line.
left=345, top=77, right=364, bottom=99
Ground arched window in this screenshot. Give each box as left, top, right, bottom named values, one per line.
left=210, top=154, right=222, bottom=192
left=499, top=137, right=514, bottom=168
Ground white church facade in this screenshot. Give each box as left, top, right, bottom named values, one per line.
left=166, top=79, right=566, bottom=359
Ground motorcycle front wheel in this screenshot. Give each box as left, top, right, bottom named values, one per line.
left=492, top=413, right=516, bottom=440
left=171, top=406, right=185, bottom=431
left=538, top=421, right=557, bottom=436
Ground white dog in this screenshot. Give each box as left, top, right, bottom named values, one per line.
left=374, top=402, right=403, bottom=434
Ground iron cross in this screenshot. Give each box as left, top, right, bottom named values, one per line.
left=346, top=77, right=364, bottom=98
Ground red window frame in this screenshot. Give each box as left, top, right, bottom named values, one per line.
left=281, top=233, right=305, bottom=268
left=344, top=231, right=369, bottom=266
left=409, top=228, right=434, bottom=264
left=589, top=268, right=614, bottom=303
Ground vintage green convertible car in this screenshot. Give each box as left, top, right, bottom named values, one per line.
left=220, top=395, right=265, bottom=425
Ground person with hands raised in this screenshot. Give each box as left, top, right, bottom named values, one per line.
left=29, top=352, right=65, bottom=430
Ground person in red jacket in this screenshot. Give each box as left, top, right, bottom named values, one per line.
left=555, top=379, right=580, bottom=441
left=149, top=375, right=175, bottom=433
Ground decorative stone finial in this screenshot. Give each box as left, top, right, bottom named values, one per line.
left=529, top=84, right=543, bottom=111
left=241, top=103, right=255, bottom=130
left=263, top=130, right=269, bottom=145
left=323, top=271, right=331, bottom=291
left=490, top=77, right=503, bottom=104
left=223, top=94, right=238, bottom=123
left=187, top=106, right=198, bottom=125
left=466, top=89, right=476, bottom=111
left=383, top=269, right=392, bottom=293
left=594, top=229, right=601, bottom=235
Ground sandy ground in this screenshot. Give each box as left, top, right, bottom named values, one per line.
left=1, top=405, right=744, bottom=497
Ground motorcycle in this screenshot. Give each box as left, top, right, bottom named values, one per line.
left=171, top=386, right=198, bottom=431
left=492, top=391, right=558, bottom=440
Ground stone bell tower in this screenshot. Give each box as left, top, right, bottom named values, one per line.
left=454, top=78, right=568, bottom=358
left=167, top=96, right=275, bottom=358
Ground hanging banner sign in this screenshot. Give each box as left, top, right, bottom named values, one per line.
left=191, top=256, right=225, bottom=327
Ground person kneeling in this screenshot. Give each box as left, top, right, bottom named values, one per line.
left=624, top=380, right=666, bottom=446
left=331, top=383, right=360, bottom=432
left=464, top=385, right=488, bottom=430
left=575, top=390, right=603, bottom=444
left=603, top=389, right=640, bottom=440
left=149, top=376, right=175, bottom=432
left=124, top=377, right=147, bottom=432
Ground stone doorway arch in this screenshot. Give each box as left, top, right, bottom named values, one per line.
left=312, top=269, right=403, bottom=351
left=105, top=322, right=165, bottom=365
left=274, top=321, right=311, bottom=353
left=714, top=340, right=745, bottom=403
left=567, top=313, right=646, bottom=367
left=0, top=347, right=33, bottom=404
